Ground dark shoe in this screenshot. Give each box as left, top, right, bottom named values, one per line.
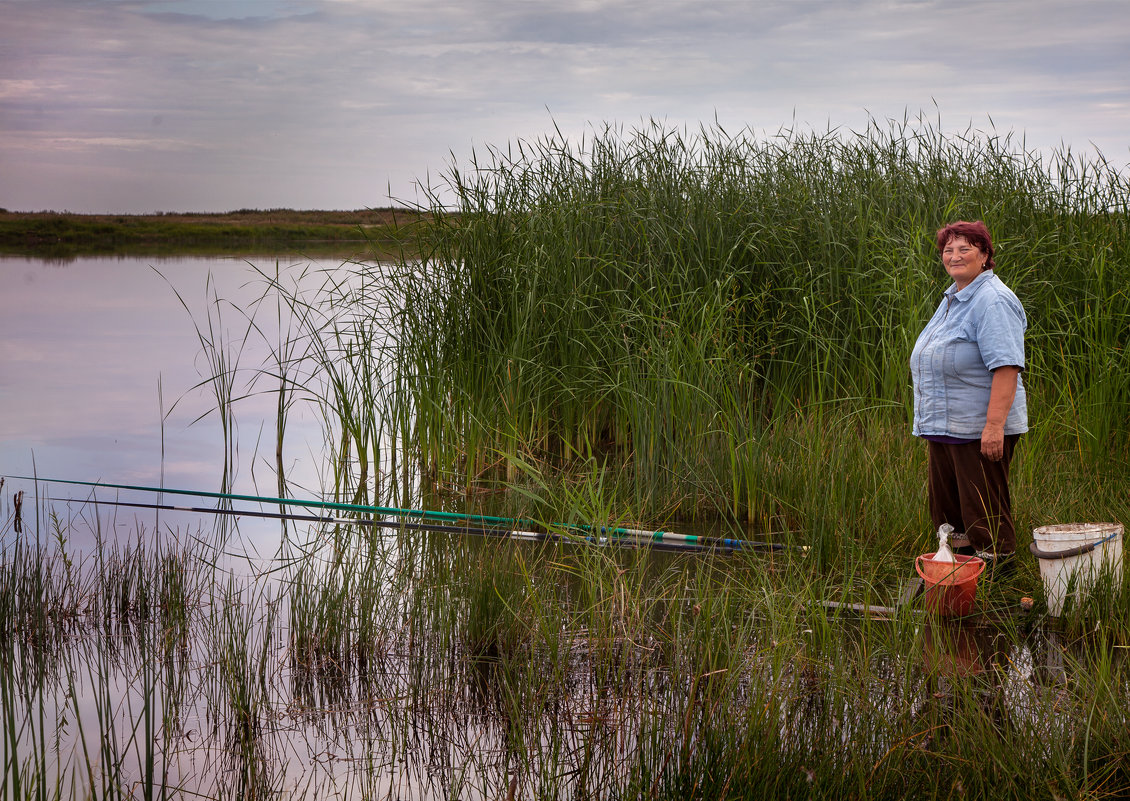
left=949, top=534, right=975, bottom=557
left=976, top=550, right=1016, bottom=578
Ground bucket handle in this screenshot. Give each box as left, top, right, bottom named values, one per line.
left=915, top=554, right=985, bottom=582
left=1029, top=528, right=1121, bottom=561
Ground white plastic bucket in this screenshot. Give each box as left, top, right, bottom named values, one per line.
left=1030, top=523, right=1123, bottom=616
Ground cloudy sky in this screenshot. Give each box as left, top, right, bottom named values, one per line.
left=2, top=0, right=1128, bottom=214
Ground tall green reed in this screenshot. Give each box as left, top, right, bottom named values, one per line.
left=372, top=115, right=1129, bottom=548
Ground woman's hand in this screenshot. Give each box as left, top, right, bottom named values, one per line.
left=981, top=421, right=1006, bottom=460
left=982, top=366, right=1021, bottom=460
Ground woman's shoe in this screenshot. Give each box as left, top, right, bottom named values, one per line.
left=976, top=550, right=1016, bottom=578
left=950, top=534, right=976, bottom=557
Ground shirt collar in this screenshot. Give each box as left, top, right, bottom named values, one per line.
left=945, top=269, right=995, bottom=301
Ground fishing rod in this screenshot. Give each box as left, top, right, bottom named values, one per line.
left=62, top=496, right=758, bottom=555
left=10, top=474, right=801, bottom=553
left=10, top=474, right=519, bottom=527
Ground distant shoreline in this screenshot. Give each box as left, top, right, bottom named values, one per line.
left=0, top=208, right=429, bottom=259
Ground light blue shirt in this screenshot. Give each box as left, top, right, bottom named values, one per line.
left=911, top=270, right=1028, bottom=439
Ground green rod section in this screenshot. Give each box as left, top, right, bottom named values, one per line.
left=7, top=474, right=794, bottom=552
left=67, top=497, right=752, bottom=554
left=6, top=474, right=520, bottom=526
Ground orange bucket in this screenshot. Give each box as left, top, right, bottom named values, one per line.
left=914, top=553, right=986, bottom=616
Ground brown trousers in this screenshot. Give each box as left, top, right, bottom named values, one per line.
left=927, top=435, right=1020, bottom=555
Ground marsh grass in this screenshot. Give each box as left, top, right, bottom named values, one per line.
left=1, top=492, right=204, bottom=800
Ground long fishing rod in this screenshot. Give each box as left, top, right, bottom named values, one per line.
left=11, top=474, right=800, bottom=553
left=62, top=497, right=757, bottom=555
left=10, top=474, right=518, bottom=526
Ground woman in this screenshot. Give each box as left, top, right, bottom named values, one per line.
left=911, top=220, right=1027, bottom=572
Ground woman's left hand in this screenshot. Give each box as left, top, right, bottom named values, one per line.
left=981, top=366, right=1021, bottom=461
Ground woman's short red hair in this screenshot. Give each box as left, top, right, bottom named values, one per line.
left=936, top=220, right=995, bottom=270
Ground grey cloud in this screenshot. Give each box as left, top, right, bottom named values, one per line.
left=1, top=0, right=1127, bottom=212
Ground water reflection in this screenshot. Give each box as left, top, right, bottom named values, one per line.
left=921, top=620, right=1010, bottom=679
left=2, top=507, right=1123, bottom=800
left=1, top=254, right=345, bottom=552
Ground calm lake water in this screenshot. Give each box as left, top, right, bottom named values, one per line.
left=1, top=254, right=351, bottom=551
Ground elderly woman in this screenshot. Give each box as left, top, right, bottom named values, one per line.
left=911, top=220, right=1027, bottom=572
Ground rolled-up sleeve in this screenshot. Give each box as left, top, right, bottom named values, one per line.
left=977, top=299, right=1026, bottom=371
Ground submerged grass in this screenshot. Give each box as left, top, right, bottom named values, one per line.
left=3, top=482, right=1130, bottom=799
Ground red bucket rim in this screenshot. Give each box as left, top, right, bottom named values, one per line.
left=915, top=553, right=986, bottom=585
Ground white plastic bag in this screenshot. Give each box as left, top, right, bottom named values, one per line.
left=930, top=523, right=955, bottom=562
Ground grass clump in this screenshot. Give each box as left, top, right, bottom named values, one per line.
left=4, top=482, right=1130, bottom=799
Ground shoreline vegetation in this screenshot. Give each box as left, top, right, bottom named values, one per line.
left=0, top=207, right=429, bottom=259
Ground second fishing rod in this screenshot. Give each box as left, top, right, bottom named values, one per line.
left=64, top=496, right=782, bottom=555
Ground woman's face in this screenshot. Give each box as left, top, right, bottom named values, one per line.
left=941, top=235, right=988, bottom=290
